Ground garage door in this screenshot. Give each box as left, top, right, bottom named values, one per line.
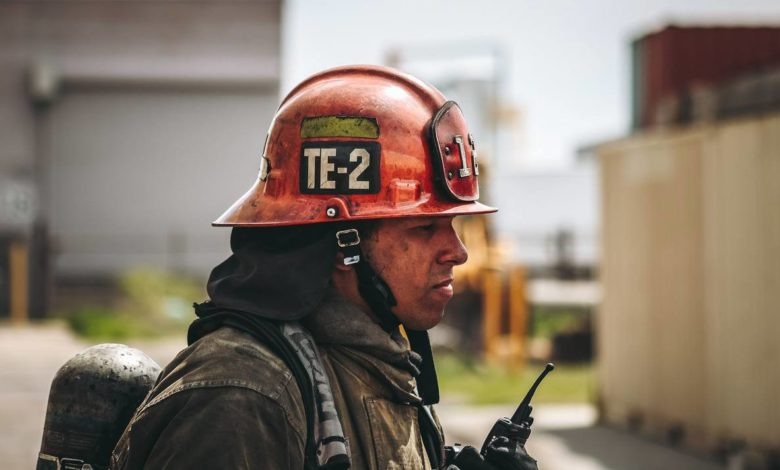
left=46, top=87, right=277, bottom=277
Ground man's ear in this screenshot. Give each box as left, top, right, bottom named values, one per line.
left=333, top=252, right=353, bottom=272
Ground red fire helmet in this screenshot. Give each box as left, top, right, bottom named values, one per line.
left=214, top=64, right=496, bottom=227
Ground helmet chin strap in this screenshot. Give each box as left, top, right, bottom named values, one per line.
left=336, top=228, right=439, bottom=405
left=335, top=228, right=400, bottom=332
left=354, top=257, right=400, bottom=333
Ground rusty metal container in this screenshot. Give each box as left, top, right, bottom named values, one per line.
left=632, top=25, right=780, bottom=129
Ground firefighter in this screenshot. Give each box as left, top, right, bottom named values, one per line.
left=111, top=65, right=537, bottom=470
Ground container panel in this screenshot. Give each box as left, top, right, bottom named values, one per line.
left=598, top=113, right=780, bottom=454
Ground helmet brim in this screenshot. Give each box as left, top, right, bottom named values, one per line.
left=213, top=197, right=497, bottom=228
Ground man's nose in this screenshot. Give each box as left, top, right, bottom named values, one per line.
left=438, top=226, right=468, bottom=266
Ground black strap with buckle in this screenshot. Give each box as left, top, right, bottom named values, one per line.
left=335, top=228, right=400, bottom=332
left=335, top=229, right=361, bottom=265
left=37, top=454, right=105, bottom=470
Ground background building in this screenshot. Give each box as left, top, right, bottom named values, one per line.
left=0, top=0, right=282, bottom=318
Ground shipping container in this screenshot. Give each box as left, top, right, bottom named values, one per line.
left=632, top=26, right=780, bottom=129
left=597, top=113, right=780, bottom=460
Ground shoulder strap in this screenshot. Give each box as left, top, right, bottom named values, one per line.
left=189, top=304, right=320, bottom=469
left=418, top=404, right=445, bottom=469
left=227, top=317, right=321, bottom=470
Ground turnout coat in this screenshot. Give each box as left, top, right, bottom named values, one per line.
left=111, top=293, right=445, bottom=469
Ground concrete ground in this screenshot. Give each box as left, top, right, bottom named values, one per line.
left=1, top=323, right=725, bottom=470
left=0, top=322, right=184, bottom=469
left=437, top=403, right=725, bottom=470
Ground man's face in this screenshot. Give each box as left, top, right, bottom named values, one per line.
left=362, top=216, right=468, bottom=330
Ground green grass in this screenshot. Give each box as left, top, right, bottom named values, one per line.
left=436, top=353, right=595, bottom=405
left=62, top=268, right=203, bottom=341
left=66, top=307, right=167, bottom=340
left=531, top=305, right=591, bottom=338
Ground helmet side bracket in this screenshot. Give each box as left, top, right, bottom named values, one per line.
left=428, top=101, right=480, bottom=203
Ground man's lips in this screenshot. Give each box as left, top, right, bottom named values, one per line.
left=432, top=278, right=454, bottom=289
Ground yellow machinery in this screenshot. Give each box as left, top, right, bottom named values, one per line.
left=453, top=215, right=529, bottom=369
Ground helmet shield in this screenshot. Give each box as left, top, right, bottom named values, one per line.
left=429, top=101, right=480, bottom=202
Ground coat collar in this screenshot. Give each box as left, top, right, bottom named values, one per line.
left=303, top=290, right=423, bottom=404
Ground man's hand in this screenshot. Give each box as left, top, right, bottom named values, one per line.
left=446, top=438, right=538, bottom=470
left=483, top=436, right=538, bottom=470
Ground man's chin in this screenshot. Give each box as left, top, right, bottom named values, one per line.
left=399, top=309, right=445, bottom=331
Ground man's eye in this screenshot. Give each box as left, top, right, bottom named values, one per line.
left=416, top=224, right=434, bottom=232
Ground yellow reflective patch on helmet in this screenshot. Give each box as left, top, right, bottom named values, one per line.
left=301, top=116, right=379, bottom=139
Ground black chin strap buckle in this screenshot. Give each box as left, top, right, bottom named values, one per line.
left=336, top=229, right=361, bottom=265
